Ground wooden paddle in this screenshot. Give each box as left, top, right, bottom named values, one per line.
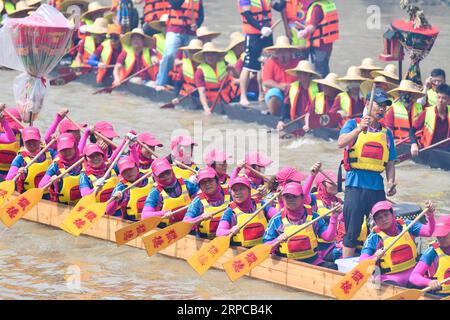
left=0, top=157, right=84, bottom=228
left=243, top=164, right=270, bottom=182
left=396, top=137, right=450, bottom=164
left=142, top=206, right=228, bottom=256
left=280, top=8, right=292, bottom=42
left=267, top=114, right=306, bottom=133
left=332, top=207, right=429, bottom=300
left=363, top=84, right=377, bottom=134
left=50, top=66, right=115, bottom=86
left=385, top=277, right=450, bottom=300
left=210, top=70, right=231, bottom=113
left=3, top=108, right=25, bottom=129
left=187, top=191, right=280, bottom=276
left=0, top=137, right=57, bottom=207
left=260, top=18, right=282, bottom=39
left=395, top=130, right=423, bottom=147
left=223, top=205, right=339, bottom=282
left=160, top=88, right=199, bottom=109
left=93, top=65, right=153, bottom=95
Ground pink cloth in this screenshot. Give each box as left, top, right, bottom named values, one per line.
left=0, top=118, right=17, bottom=144
left=216, top=219, right=232, bottom=237
left=409, top=261, right=434, bottom=288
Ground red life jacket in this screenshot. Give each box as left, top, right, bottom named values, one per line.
left=197, top=61, right=232, bottom=104
left=180, top=57, right=197, bottom=96
left=305, top=0, right=339, bottom=48
left=167, top=0, right=200, bottom=30
left=239, top=0, right=272, bottom=35
left=144, top=0, right=170, bottom=23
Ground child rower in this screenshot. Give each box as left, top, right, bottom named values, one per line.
left=409, top=216, right=450, bottom=297
left=360, top=200, right=436, bottom=287
left=0, top=106, right=20, bottom=180
left=183, top=167, right=232, bottom=239
left=141, top=158, right=199, bottom=227
left=203, top=148, right=230, bottom=186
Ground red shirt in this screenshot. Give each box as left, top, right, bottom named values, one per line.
left=194, top=68, right=206, bottom=88
left=413, top=107, right=450, bottom=148
left=117, top=50, right=150, bottom=80
left=330, top=95, right=365, bottom=115
left=308, top=4, right=333, bottom=53
left=262, top=58, right=300, bottom=93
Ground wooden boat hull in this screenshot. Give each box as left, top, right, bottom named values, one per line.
left=13, top=194, right=436, bottom=300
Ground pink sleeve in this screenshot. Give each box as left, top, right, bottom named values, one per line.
left=0, top=118, right=16, bottom=144
left=80, top=186, right=94, bottom=197
left=266, top=206, right=279, bottom=220
left=6, top=165, right=19, bottom=180
left=140, top=206, right=167, bottom=219
left=359, top=253, right=375, bottom=262
left=409, top=261, right=433, bottom=288
left=216, top=219, right=232, bottom=236
left=302, top=174, right=316, bottom=204
left=230, top=166, right=242, bottom=182
left=105, top=200, right=119, bottom=216
left=109, top=137, right=127, bottom=163
left=183, top=215, right=203, bottom=224
left=45, top=113, right=63, bottom=145
left=319, top=214, right=338, bottom=242
left=78, top=129, right=91, bottom=154
left=38, top=174, right=52, bottom=188
left=128, top=143, right=140, bottom=164
left=419, top=214, right=436, bottom=237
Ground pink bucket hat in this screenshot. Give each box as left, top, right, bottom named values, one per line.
left=118, top=156, right=137, bottom=173
left=276, top=167, right=306, bottom=186
left=245, top=152, right=273, bottom=167
left=83, top=143, right=105, bottom=157
left=371, top=201, right=393, bottom=218
left=137, top=132, right=163, bottom=147
left=432, top=216, right=450, bottom=237
left=315, top=170, right=342, bottom=187
left=57, top=133, right=77, bottom=152
left=282, top=182, right=304, bottom=197
left=59, top=119, right=86, bottom=133
left=197, top=167, right=218, bottom=183
left=4, top=108, right=22, bottom=131
left=170, top=135, right=197, bottom=151
left=151, top=157, right=173, bottom=177
left=230, top=176, right=251, bottom=189
left=94, top=121, right=119, bottom=139
left=21, top=126, right=41, bottom=142
left=204, top=149, right=229, bottom=166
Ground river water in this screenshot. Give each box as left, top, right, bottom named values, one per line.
left=0, top=0, right=449, bottom=300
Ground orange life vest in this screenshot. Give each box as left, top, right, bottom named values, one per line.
left=421, top=106, right=450, bottom=148
left=285, top=0, right=310, bottom=24
left=197, top=61, right=232, bottom=104
left=289, top=80, right=319, bottom=120
left=144, top=0, right=170, bottom=23
left=391, top=101, right=423, bottom=140
left=96, top=40, right=119, bottom=84
left=180, top=57, right=197, bottom=96
left=167, top=0, right=200, bottom=29
left=239, top=0, right=272, bottom=35
left=305, top=0, right=339, bottom=48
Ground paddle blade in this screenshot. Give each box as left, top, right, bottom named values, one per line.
left=223, top=244, right=273, bottom=282
left=50, top=73, right=77, bottom=86
left=332, top=258, right=376, bottom=300
left=60, top=193, right=97, bottom=236
left=187, top=235, right=231, bottom=276
left=142, top=221, right=194, bottom=257
left=0, top=188, right=44, bottom=227
left=61, top=202, right=108, bottom=236
left=0, top=180, right=16, bottom=207
left=160, top=102, right=175, bottom=109
left=115, top=216, right=163, bottom=246
left=385, top=289, right=424, bottom=300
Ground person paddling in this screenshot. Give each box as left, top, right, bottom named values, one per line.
left=0, top=106, right=20, bottom=180
left=84, top=121, right=119, bottom=157
left=44, top=109, right=87, bottom=152
left=203, top=148, right=230, bottom=186
left=167, top=135, right=199, bottom=179
left=334, top=66, right=368, bottom=120
left=360, top=200, right=436, bottom=287
left=72, top=17, right=108, bottom=68
left=409, top=215, right=450, bottom=297
left=130, top=132, right=163, bottom=173
left=171, top=38, right=203, bottom=96
left=183, top=167, right=232, bottom=239
left=231, top=151, right=272, bottom=190
left=141, top=157, right=198, bottom=227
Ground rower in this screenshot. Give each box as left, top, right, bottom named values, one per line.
left=261, top=36, right=302, bottom=116
left=113, top=28, right=156, bottom=87
left=175, top=39, right=203, bottom=96
left=89, top=121, right=119, bottom=157
left=360, top=200, right=436, bottom=287
left=371, top=63, right=400, bottom=85
left=360, top=76, right=395, bottom=100
left=192, top=42, right=233, bottom=115
left=141, top=157, right=198, bottom=227
left=410, top=83, right=450, bottom=156
left=296, top=0, right=340, bottom=78
left=420, top=68, right=447, bottom=108
left=130, top=132, right=163, bottom=173
left=168, top=135, right=199, bottom=179
left=106, top=155, right=153, bottom=221
left=6, top=126, right=56, bottom=197
left=216, top=176, right=276, bottom=248
left=44, top=109, right=87, bottom=152
left=78, top=143, right=119, bottom=202
left=357, top=57, right=382, bottom=79
left=385, top=80, right=425, bottom=141
left=232, top=151, right=272, bottom=190
left=335, top=66, right=368, bottom=120
left=262, top=182, right=340, bottom=269
left=224, top=32, right=246, bottom=103
left=183, top=167, right=231, bottom=239
left=80, top=1, right=111, bottom=26
left=87, top=23, right=123, bottom=84
left=39, top=133, right=83, bottom=205
left=409, top=215, right=450, bottom=297
left=338, top=88, right=396, bottom=258
left=72, top=17, right=108, bottom=68
left=137, top=0, right=169, bottom=30
left=277, top=60, right=320, bottom=131
left=303, top=73, right=344, bottom=131
left=196, top=26, right=220, bottom=44
left=203, top=148, right=230, bottom=186
left=0, top=106, right=20, bottom=181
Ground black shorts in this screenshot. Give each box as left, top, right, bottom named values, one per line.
left=343, top=187, right=386, bottom=248
left=243, top=34, right=273, bottom=72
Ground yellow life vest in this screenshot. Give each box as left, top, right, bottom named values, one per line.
left=123, top=175, right=153, bottom=220
left=172, top=163, right=197, bottom=179
left=4, top=1, right=15, bottom=14
left=0, top=135, right=20, bottom=172
left=54, top=158, right=82, bottom=205
left=87, top=172, right=119, bottom=203
left=431, top=241, right=450, bottom=294
left=230, top=200, right=267, bottom=248
left=279, top=206, right=319, bottom=260
left=288, top=80, right=319, bottom=120
left=347, top=125, right=389, bottom=172
left=153, top=33, right=166, bottom=58
left=337, top=91, right=351, bottom=114
left=197, top=187, right=231, bottom=239
left=21, top=150, right=52, bottom=192
left=427, top=89, right=437, bottom=107
left=374, top=219, right=418, bottom=274
left=158, top=177, right=192, bottom=227
left=314, top=92, right=327, bottom=115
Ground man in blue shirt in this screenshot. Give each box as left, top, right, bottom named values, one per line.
left=337, top=88, right=397, bottom=258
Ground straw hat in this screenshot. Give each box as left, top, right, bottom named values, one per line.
left=179, top=38, right=203, bottom=52
left=313, top=73, right=344, bottom=92
left=81, top=1, right=110, bottom=20
left=286, top=60, right=321, bottom=79
left=85, top=17, right=108, bottom=34
left=107, top=23, right=121, bottom=35
left=121, top=28, right=154, bottom=47
left=358, top=57, right=382, bottom=71
left=8, top=1, right=34, bottom=18
left=196, top=26, right=221, bottom=40
left=264, top=36, right=302, bottom=53
left=360, top=76, right=396, bottom=97
left=26, top=0, right=41, bottom=7
left=338, top=66, right=368, bottom=82
left=371, top=64, right=399, bottom=83
left=148, top=13, right=168, bottom=32
left=60, top=0, right=90, bottom=13
left=193, top=42, right=227, bottom=64
left=387, top=80, right=425, bottom=100
left=226, top=32, right=245, bottom=51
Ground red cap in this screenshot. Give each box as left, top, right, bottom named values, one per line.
left=94, top=121, right=119, bottom=139
left=57, top=133, right=77, bottom=152
left=151, top=157, right=173, bottom=177
left=170, top=135, right=197, bottom=151
left=137, top=132, right=163, bottom=147
left=245, top=152, right=272, bottom=167
left=282, top=182, right=304, bottom=196
left=22, top=126, right=41, bottom=142
left=204, top=149, right=229, bottom=166
left=59, top=119, right=86, bottom=133
left=432, top=216, right=450, bottom=237
left=4, top=108, right=22, bottom=130
left=83, top=143, right=105, bottom=157
left=230, top=176, right=251, bottom=189
left=118, top=156, right=137, bottom=173
left=197, top=167, right=218, bottom=183
left=315, top=170, right=342, bottom=187
left=370, top=201, right=393, bottom=217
